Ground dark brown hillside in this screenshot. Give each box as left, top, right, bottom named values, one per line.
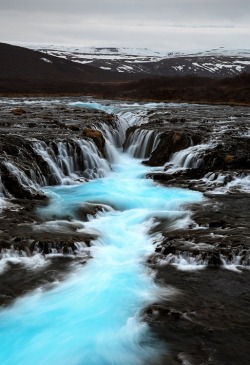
left=0, top=42, right=138, bottom=82
left=109, top=75, right=250, bottom=105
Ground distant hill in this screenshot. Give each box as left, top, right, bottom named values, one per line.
left=0, top=42, right=249, bottom=106
left=11, top=43, right=250, bottom=79
left=0, top=42, right=138, bottom=83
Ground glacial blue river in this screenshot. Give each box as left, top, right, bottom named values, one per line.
left=0, top=102, right=202, bottom=365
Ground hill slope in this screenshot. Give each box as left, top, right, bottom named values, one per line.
left=13, top=43, right=250, bottom=78
left=0, top=42, right=137, bottom=83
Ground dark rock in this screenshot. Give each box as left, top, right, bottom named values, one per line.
left=209, top=220, right=226, bottom=228
left=11, top=108, right=27, bottom=116
left=207, top=253, right=221, bottom=266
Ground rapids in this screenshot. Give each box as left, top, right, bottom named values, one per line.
left=0, top=101, right=202, bottom=365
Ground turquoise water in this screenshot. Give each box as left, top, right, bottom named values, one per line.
left=0, top=152, right=202, bottom=365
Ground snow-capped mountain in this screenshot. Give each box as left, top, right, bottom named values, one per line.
left=8, top=43, right=250, bottom=78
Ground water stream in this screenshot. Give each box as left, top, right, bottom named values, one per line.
left=0, top=101, right=202, bottom=365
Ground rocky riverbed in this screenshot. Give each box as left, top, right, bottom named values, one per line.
left=0, top=98, right=249, bottom=365
left=124, top=104, right=250, bottom=365
left=0, top=98, right=120, bottom=305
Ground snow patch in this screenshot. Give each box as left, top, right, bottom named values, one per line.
left=41, top=57, right=52, bottom=64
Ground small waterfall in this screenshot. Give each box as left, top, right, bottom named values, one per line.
left=33, top=241, right=88, bottom=256
left=160, top=251, right=209, bottom=271
left=0, top=138, right=113, bottom=198
left=3, top=161, right=40, bottom=189
left=0, top=176, right=4, bottom=197
left=90, top=115, right=130, bottom=149
left=0, top=246, right=49, bottom=275
left=117, top=111, right=147, bottom=127
left=32, top=139, right=111, bottom=184
left=124, top=129, right=161, bottom=159
left=88, top=118, right=129, bottom=164
left=202, top=172, right=250, bottom=193
left=69, top=101, right=131, bottom=148
left=166, top=144, right=209, bottom=170
left=220, top=249, right=250, bottom=272
left=225, top=174, right=250, bottom=193
left=0, top=175, right=12, bottom=201
left=158, top=246, right=250, bottom=272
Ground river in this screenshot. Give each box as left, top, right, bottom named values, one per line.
left=0, top=101, right=202, bottom=365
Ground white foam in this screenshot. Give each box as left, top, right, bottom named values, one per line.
left=0, top=252, right=50, bottom=274
left=220, top=250, right=250, bottom=272
left=159, top=252, right=208, bottom=271
left=206, top=174, right=250, bottom=194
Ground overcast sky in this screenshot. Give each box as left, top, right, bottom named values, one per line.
left=1, top=0, right=250, bottom=51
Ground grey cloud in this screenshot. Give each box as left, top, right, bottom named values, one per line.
left=1, top=0, right=250, bottom=25
left=1, top=0, right=250, bottom=50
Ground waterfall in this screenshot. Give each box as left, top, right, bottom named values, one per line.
left=0, top=138, right=113, bottom=199
left=220, top=249, right=250, bottom=272
left=117, top=110, right=147, bottom=127
left=0, top=176, right=4, bottom=197
left=96, top=116, right=129, bottom=148
left=160, top=251, right=209, bottom=271
left=203, top=171, right=250, bottom=193
left=124, top=129, right=161, bottom=159
left=32, top=139, right=111, bottom=184
left=4, top=161, right=39, bottom=188
left=166, top=144, right=209, bottom=170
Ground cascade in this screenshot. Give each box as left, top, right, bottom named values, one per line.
left=161, top=251, right=209, bottom=271
left=124, top=129, right=161, bottom=159
left=0, top=176, right=4, bottom=197
left=32, top=139, right=111, bottom=184
left=69, top=101, right=131, bottom=148
left=117, top=110, right=147, bottom=127
left=3, top=161, right=39, bottom=189
left=166, top=144, right=209, bottom=170
left=95, top=116, right=129, bottom=148
left=0, top=137, right=114, bottom=199
left=202, top=171, right=250, bottom=193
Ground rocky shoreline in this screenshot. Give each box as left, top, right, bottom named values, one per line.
left=0, top=98, right=249, bottom=364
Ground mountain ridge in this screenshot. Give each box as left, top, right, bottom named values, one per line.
left=0, top=42, right=137, bottom=83
left=0, top=42, right=249, bottom=106
left=8, top=42, right=250, bottom=78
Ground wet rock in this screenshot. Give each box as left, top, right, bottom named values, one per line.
left=209, top=220, right=226, bottom=228
left=82, top=128, right=106, bottom=155
left=11, top=108, right=27, bottom=116
left=76, top=202, right=113, bottom=221
left=207, top=253, right=221, bottom=266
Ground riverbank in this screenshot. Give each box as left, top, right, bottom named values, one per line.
left=1, top=73, right=250, bottom=106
